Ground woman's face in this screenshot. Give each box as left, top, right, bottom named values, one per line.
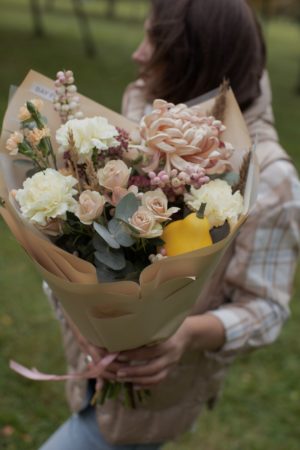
left=132, top=20, right=154, bottom=67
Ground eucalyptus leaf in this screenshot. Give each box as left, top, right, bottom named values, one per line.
left=114, top=193, right=140, bottom=222
left=108, top=219, right=136, bottom=247
left=92, top=234, right=107, bottom=252
left=95, top=247, right=126, bottom=270
left=211, top=171, right=239, bottom=186
left=93, top=222, right=120, bottom=249
left=96, top=266, right=118, bottom=282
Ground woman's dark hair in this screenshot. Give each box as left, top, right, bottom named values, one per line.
left=142, top=0, right=266, bottom=110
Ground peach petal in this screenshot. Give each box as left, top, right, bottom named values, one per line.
left=149, top=117, right=177, bottom=132
left=147, top=132, right=170, bottom=143
left=156, top=141, right=176, bottom=153
left=168, top=138, right=188, bottom=147
left=169, top=154, right=192, bottom=171
left=153, top=99, right=168, bottom=109
left=165, top=128, right=184, bottom=139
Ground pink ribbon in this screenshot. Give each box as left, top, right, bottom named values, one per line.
left=10, top=353, right=117, bottom=384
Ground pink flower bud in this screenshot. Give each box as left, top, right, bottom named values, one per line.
left=171, top=177, right=181, bottom=188
left=159, top=170, right=167, bottom=177
left=56, top=86, right=65, bottom=95
left=67, top=85, right=77, bottom=93
left=69, top=101, right=77, bottom=110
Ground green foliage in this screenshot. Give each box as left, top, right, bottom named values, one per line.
left=93, top=221, right=121, bottom=249
left=108, top=218, right=136, bottom=247
left=0, top=3, right=299, bottom=449
left=114, top=192, right=140, bottom=223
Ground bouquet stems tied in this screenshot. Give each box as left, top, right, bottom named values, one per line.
left=91, top=380, right=151, bottom=409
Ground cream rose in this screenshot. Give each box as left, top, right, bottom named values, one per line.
left=142, top=189, right=179, bottom=222
left=110, top=185, right=139, bottom=207
left=75, top=190, right=105, bottom=225
left=129, top=206, right=163, bottom=238
left=15, top=168, right=78, bottom=226
left=184, top=179, right=243, bottom=228
left=56, top=116, right=119, bottom=161
left=97, top=160, right=131, bottom=191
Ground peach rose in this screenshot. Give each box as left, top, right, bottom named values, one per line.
left=97, top=160, right=131, bottom=191
left=129, top=206, right=162, bottom=238
left=76, top=190, right=105, bottom=225
left=142, top=189, right=179, bottom=222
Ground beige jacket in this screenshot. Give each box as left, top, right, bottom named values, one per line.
left=48, top=74, right=300, bottom=444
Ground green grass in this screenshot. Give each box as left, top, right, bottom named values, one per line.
left=0, top=2, right=299, bottom=448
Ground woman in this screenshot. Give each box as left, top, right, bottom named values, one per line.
left=41, top=0, right=300, bottom=449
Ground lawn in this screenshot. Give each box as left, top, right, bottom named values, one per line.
left=0, top=1, right=299, bottom=448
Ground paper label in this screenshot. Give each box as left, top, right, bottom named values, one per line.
left=30, top=83, right=55, bottom=102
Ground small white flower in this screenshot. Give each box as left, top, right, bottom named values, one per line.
left=184, top=179, right=243, bottom=228
left=56, top=116, right=119, bottom=161
left=15, top=168, right=78, bottom=226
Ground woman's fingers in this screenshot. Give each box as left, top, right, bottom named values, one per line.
left=117, top=356, right=173, bottom=379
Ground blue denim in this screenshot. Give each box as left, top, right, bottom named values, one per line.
left=39, top=405, right=162, bottom=450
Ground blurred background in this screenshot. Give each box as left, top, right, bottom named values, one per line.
left=0, top=1, right=299, bottom=449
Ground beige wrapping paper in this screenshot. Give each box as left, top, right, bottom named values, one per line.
left=0, top=71, right=259, bottom=352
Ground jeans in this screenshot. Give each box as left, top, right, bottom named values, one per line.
left=39, top=405, right=162, bottom=450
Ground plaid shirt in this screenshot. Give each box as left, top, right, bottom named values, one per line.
left=210, top=158, right=300, bottom=359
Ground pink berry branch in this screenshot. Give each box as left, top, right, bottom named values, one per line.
left=53, top=70, right=83, bottom=124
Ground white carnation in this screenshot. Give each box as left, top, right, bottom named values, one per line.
left=184, top=179, right=243, bottom=228
left=15, top=168, right=78, bottom=226
left=56, top=116, right=119, bottom=161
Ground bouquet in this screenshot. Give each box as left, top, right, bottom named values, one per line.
left=0, top=70, right=258, bottom=406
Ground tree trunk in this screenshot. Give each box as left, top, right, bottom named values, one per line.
left=72, top=0, right=97, bottom=58
left=30, top=0, right=45, bottom=37
left=107, top=0, right=116, bottom=19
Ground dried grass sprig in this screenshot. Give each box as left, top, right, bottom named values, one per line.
left=211, top=79, right=230, bottom=122
left=232, top=151, right=251, bottom=196
left=83, top=159, right=100, bottom=192
left=68, top=131, right=84, bottom=193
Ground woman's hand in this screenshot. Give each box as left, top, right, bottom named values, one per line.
left=102, top=314, right=225, bottom=388
left=102, top=319, right=190, bottom=388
